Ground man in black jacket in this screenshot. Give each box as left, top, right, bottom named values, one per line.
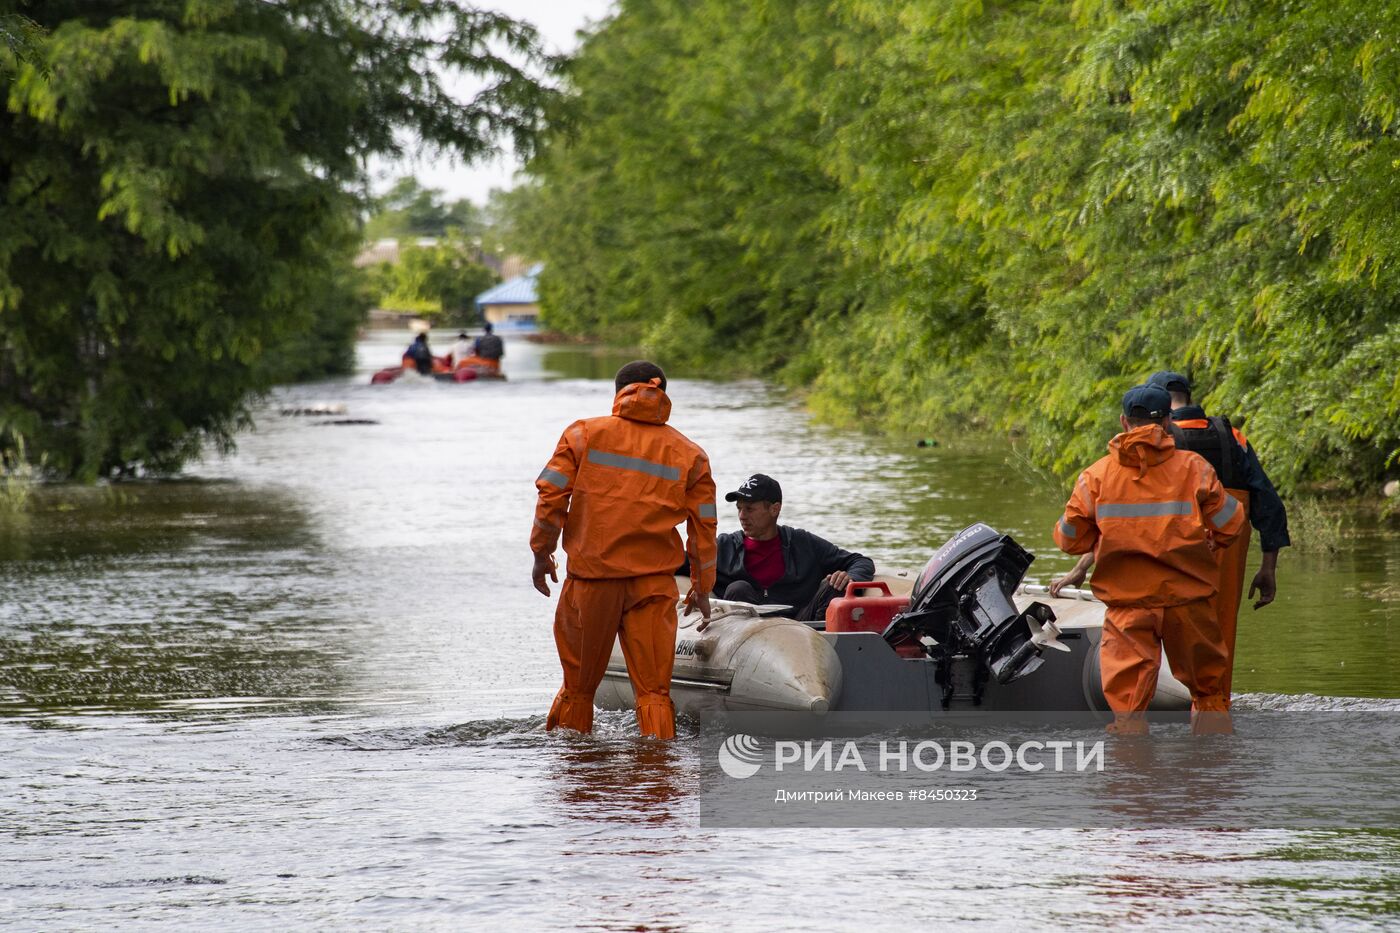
left=701, top=473, right=875, bottom=624
left=473, top=323, right=504, bottom=364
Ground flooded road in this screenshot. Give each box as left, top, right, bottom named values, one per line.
left=2, top=332, right=1398, bottom=927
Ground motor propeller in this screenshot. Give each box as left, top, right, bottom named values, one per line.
left=1027, top=616, right=1071, bottom=653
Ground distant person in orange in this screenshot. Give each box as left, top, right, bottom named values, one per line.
left=531, top=361, right=718, bottom=739
left=1053, top=384, right=1246, bottom=734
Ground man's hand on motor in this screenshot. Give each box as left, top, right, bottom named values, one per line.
left=532, top=553, right=557, bottom=597
left=687, top=589, right=713, bottom=631
left=824, top=571, right=852, bottom=593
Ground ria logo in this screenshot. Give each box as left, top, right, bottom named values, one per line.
left=718, top=734, right=764, bottom=779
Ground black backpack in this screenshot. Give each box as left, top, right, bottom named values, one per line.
left=1167, top=415, right=1241, bottom=489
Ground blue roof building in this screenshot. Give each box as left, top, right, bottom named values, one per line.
left=476, top=263, right=542, bottom=331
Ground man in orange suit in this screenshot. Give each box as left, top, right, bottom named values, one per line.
left=1054, top=384, right=1246, bottom=734
left=531, top=361, right=718, bottom=739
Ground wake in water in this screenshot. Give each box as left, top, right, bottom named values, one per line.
left=316, top=692, right=1400, bottom=752
left=1232, top=692, right=1400, bottom=712
left=318, top=710, right=709, bottom=751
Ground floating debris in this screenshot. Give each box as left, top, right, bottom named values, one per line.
left=279, top=403, right=347, bottom=416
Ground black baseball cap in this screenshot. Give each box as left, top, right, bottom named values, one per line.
left=724, top=473, right=782, bottom=503
left=1122, top=384, right=1173, bottom=419
left=1148, top=370, right=1192, bottom=394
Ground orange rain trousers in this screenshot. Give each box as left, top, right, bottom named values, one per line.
left=1101, top=599, right=1230, bottom=715
left=546, top=573, right=680, bottom=739
left=1211, top=490, right=1251, bottom=701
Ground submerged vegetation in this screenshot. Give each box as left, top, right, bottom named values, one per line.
left=1287, top=497, right=1348, bottom=555
left=514, top=0, right=1400, bottom=491
left=0, top=430, right=37, bottom=514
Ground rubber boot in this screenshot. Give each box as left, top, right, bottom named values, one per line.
left=1105, top=713, right=1150, bottom=737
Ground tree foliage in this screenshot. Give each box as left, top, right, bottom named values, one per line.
left=364, top=176, right=487, bottom=240
left=374, top=228, right=499, bottom=321
left=1, top=1, right=552, bottom=479
left=517, top=0, right=1400, bottom=489
left=513, top=0, right=850, bottom=366
left=360, top=176, right=503, bottom=319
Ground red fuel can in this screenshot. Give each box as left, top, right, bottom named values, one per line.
left=824, top=581, right=922, bottom=658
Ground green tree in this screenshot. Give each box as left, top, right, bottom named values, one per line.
left=514, top=0, right=851, bottom=365
left=1, top=0, right=552, bottom=479
left=0, top=12, right=43, bottom=63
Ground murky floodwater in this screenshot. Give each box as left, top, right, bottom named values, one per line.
left=2, top=332, right=1398, bottom=928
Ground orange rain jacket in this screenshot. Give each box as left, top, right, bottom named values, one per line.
left=1054, top=423, right=1246, bottom=607
left=531, top=379, right=719, bottom=593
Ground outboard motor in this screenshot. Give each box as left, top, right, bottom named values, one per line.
left=884, top=523, right=1065, bottom=708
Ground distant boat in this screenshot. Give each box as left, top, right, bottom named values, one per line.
left=370, top=353, right=506, bottom=384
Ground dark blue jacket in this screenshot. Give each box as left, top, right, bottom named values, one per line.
left=474, top=333, right=504, bottom=360
left=705, top=526, right=875, bottom=606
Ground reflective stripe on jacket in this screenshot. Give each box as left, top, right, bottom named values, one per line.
left=1053, top=423, right=1247, bottom=607
left=531, top=379, right=719, bottom=592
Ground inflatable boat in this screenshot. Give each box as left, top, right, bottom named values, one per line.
left=594, top=523, right=1190, bottom=718
left=369, top=354, right=506, bottom=384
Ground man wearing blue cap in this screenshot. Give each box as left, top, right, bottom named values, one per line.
left=1054, top=384, right=1246, bottom=733
left=1052, top=371, right=1289, bottom=701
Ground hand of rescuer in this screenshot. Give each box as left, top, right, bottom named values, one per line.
left=1049, top=554, right=1093, bottom=597
left=531, top=552, right=557, bottom=597
left=1250, top=551, right=1278, bottom=609
left=823, top=570, right=852, bottom=593
left=688, top=589, right=714, bottom=630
